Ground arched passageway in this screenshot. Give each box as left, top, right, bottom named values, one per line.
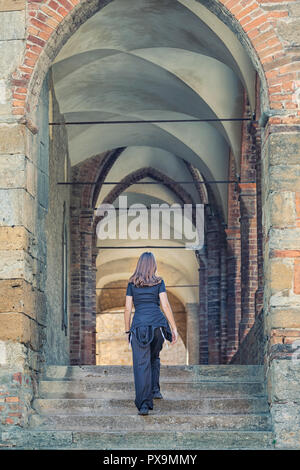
left=96, top=279, right=187, bottom=365
left=1, top=0, right=300, bottom=448
left=43, top=0, right=264, bottom=366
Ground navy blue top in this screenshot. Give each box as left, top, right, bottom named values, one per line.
left=126, top=279, right=172, bottom=340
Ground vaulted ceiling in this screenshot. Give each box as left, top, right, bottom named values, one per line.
left=51, top=0, right=256, bottom=306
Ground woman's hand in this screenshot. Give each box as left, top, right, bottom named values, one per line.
left=171, top=328, right=178, bottom=345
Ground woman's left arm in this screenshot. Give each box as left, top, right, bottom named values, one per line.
left=124, top=295, right=133, bottom=332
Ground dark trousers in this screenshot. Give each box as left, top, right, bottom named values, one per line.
left=130, top=326, right=164, bottom=410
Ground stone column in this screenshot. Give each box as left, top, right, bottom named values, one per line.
left=0, top=2, right=43, bottom=429
left=185, top=302, right=200, bottom=365
left=263, top=129, right=300, bottom=449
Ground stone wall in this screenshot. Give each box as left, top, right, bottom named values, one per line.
left=262, top=130, right=300, bottom=449
left=0, top=2, right=42, bottom=429
left=262, top=131, right=300, bottom=358
left=0, top=340, right=38, bottom=428
left=268, top=359, right=300, bottom=449
left=0, top=69, right=72, bottom=428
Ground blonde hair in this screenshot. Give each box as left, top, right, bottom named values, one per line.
left=129, top=252, right=162, bottom=287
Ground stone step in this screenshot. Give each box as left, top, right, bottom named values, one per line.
left=44, top=365, right=264, bottom=382
left=24, top=364, right=272, bottom=450
left=32, top=397, right=270, bottom=415
left=0, top=428, right=275, bottom=450
left=29, top=411, right=272, bottom=432
left=38, top=380, right=265, bottom=399
left=39, top=382, right=267, bottom=398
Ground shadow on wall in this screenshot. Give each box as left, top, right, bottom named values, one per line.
left=230, top=310, right=265, bottom=365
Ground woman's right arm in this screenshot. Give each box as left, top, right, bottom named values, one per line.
left=124, top=295, right=133, bottom=332
left=159, top=292, right=178, bottom=344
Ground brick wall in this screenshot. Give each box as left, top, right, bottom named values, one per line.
left=238, top=93, right=259, bottom=342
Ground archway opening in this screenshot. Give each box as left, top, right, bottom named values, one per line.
left=41, top=0, right=263, bottom=366
left=96, top=279, right=187, bottom=365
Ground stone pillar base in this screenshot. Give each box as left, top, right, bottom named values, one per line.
left=268, top=359, right=300, bottom=449
left=0, top=340, right=38, bottom=428
left=186, top=302, right=200, bottom=365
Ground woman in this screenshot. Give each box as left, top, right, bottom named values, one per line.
left=124, top=251, right=178, bottom=416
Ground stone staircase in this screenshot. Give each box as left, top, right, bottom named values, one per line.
left=2, top=365, right=275, bottom=449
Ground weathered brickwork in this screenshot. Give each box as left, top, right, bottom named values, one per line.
left=0, top=368, right=36, bottom=427
left=238, top=92, right=259, bottom=344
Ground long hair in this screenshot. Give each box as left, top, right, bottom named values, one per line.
left=129, top=252, right=162, bottom=287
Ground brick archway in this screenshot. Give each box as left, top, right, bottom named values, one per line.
left=10, top=0, right=299, bottom=126
left=69, top=148, right=124, bottom=364
left=67, top=115, right=272, bottom=366
left=10, top=1, right=299, bottom=368
left=71, top=153, right=205, bottom=365
left=97, top=278, right=187, bottom=351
